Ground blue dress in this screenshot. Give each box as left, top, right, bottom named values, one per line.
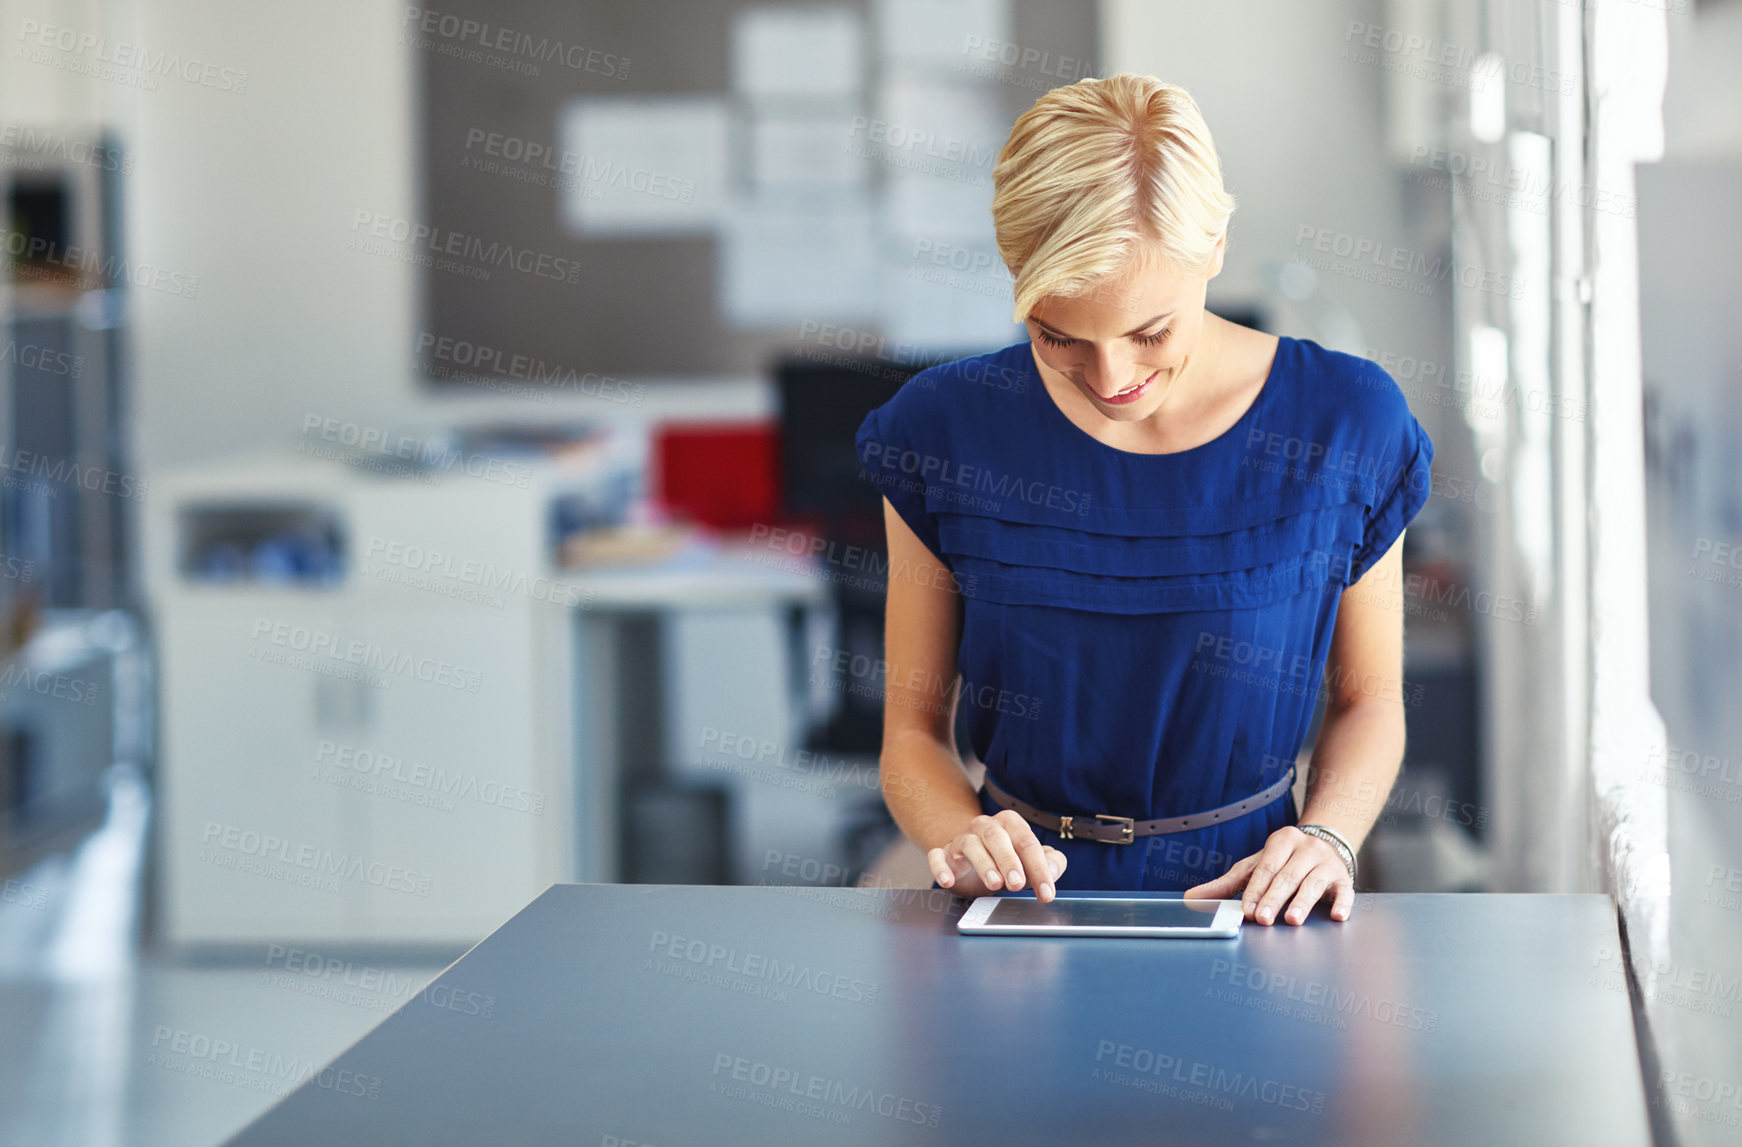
left=854, top=336, right=1435, bottom=892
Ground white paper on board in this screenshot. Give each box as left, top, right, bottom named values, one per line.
left=718, top=198, right=881, bottom=327
left=749, top=112, right=868, bottom=190
left=885, top=169, right=995, bottom=242
left=558, top=97, right=731, bottom=235
left=732, top=6, right=864, bottom=99
left=882, top=240, right=1019, bottom=352
left=874, top=79, right=1007, bottom=185
left=874, top=0, right=1009, bottom=72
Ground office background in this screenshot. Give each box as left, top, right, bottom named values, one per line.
left=0, top=0, right=1737, bottom=1143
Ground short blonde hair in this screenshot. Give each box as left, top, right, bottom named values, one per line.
left=991, top=74, right=1236, bottom=321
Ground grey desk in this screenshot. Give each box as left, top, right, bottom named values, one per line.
left=228, top=887, right=1652, bottom=1146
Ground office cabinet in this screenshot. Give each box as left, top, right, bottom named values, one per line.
left=350, top=599, right=547, bottom=937
left=155, top=592, right=364, bottom=940
left=147, top=450, right=617, bottom=947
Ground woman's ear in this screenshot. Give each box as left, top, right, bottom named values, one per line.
left=1206, top=233, right=1227, bottom=280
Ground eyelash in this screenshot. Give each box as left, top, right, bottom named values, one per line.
left=1035, top=327, right=1171, bottom=349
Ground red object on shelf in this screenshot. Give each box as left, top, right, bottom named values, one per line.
left=652, top=422, right=782, bottom=531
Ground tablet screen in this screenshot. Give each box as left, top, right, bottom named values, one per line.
left=985, top=898, right=1224, bottom=929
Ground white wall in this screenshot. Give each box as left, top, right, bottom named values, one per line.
left=1663, top=0, right=1742, bottom=160
left=126, top=0, right=419, bottom=473
left=118, top=0, right=773, bottom=476
left=0, top=0, right=117, bottom=125
left=1097, top=0, right=1452, bottom=412
left=1639, top=7, right=1742, bottom=1143
left=1656, top=0, right=1742, bottom=428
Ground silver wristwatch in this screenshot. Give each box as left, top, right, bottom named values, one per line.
left=1297, top=823, right=1358, bottom=883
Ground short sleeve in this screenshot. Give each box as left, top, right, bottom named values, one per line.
left=854, top=401, right=945, bottom=560
left=1346, top=376, right=1435, bottom=585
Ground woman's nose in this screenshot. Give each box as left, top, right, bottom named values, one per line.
left=1082, top=344, right=1129, bottom=394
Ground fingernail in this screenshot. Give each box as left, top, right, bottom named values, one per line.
left=1039, top=883, right=1053, bottom=898
left=985, top=869, right=1001, bottom=888
left=1008, top=868, right=1023, bottom=888
left=1050, top=862, right=1061, bottom=879
left=1258, top=909, right=1273, bottom=924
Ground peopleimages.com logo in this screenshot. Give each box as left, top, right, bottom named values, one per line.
left=249, top=617, right=483, bottom=693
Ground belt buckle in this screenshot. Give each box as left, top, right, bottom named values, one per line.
left=1094, top=814, right=1135, bottom=844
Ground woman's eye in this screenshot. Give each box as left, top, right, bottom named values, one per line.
left=1033, top=326, right=1167, bottom=349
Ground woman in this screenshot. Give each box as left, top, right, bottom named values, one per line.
left=855, top=74, right=1433, bottom=927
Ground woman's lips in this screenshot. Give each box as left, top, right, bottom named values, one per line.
left=1099, top=370, right=1158, bottom=406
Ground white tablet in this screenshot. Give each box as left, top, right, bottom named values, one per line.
left=956, top=896, right=1243, bottom=938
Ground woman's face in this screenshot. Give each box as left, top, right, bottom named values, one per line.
left=1024, top=240, right=1223, bottom=423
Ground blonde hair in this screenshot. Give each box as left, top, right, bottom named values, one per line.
left=991, top=74, right=1236, bottom=321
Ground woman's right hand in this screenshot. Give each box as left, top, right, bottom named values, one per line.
left=928, top=809, right=1069, bottom=902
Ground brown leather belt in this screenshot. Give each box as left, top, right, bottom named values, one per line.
left=981, top=767, right=1297, bottom=844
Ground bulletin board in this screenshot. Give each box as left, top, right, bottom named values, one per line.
left=416, top=0, right=1097, bottom=387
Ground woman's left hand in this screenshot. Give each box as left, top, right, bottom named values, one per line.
left=1182, top=826, right=1354, bottom=925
